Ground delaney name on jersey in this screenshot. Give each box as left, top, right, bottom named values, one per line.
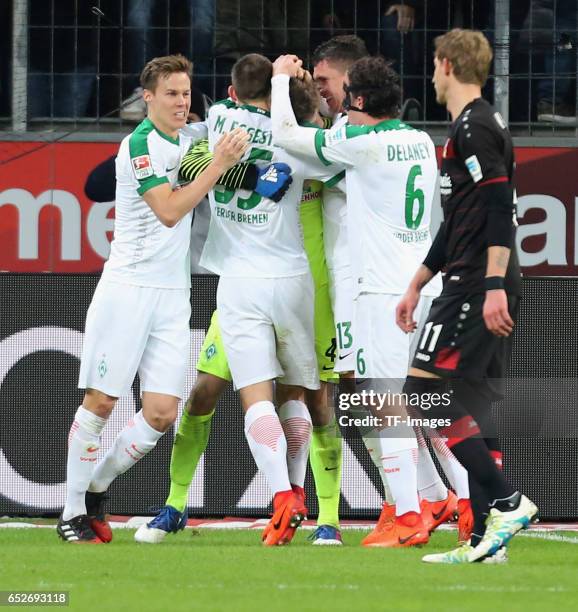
left=386, top=142, right=431, bottom=162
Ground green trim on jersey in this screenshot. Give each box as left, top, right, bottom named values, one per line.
left=136, top=176, right=169, bottom=196
left=212, top=98, right=237, bottom=109
left=196, top=311, right=232, bottom=381
left=314, top=129, right=332, bottom=166
left=129, top=119, right=170, bottom=196
left=324, top=170, right=345, bottom=189
left=238, top=103, right=270, bottom=117
left=344, top=119, right=414, bottom=137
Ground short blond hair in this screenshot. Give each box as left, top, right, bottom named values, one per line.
left=140, top=54, right=193, bottom=92
left=434, top=29, right=493, bottom=87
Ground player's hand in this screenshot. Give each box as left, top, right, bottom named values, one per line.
left=255, top=163, right=293, bottom=202
left=483, top=289, right=514, bottom=337
left=385, top=4, right=415, bottom=34
left=213, top=127, right=250, bottom=171
left=273, top=55, right=304, bottom=79
left=396, top=287, right=420, bottom=333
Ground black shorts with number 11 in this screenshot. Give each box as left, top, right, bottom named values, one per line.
left=411, top=291, right=519, bottom=397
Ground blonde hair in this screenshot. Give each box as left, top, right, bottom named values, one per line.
left=140, top=54, right=193, bottom=92
left=434, top=29, right=493, bottom=87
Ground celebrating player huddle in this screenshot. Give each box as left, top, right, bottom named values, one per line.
left=59, top=29, right=537, bottom=564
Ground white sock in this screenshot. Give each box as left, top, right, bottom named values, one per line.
left=377, top=426, right=420, bottom=515
left=362, top=431, right=395, bottom=504
left=415, top=426, right=448, bottom=502
left=62, top=406, right=108, bottom=521
left=278, top=400, right=312, bottom=488
left=88, top=410, right=163, bottom=493
left=244, top=401, right=291, bottom=495
left=429, top=431, right=470, bottom=499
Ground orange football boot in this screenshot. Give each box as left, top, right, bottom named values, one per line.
left=457, top=498, right=473, bottom=543
left=363, top=511, right=429, bottom=548
left=361, top=502, right=396, bottom=546
left=275, top=485, right=307, bottom=545
left=420, top=490, right=458, bottom=534
left=262, top=489, right=307, bottom=546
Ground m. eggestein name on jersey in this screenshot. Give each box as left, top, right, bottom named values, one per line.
left=213, top=114, right=273, bottom=146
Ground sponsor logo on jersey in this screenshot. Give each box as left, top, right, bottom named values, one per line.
left=415, top=352, right=431, bottom=362
left=440, top=174, right=452, bottom=195
left=132, top=155, right=154, bottom=180
left=465, top=155, right=483, bottom=183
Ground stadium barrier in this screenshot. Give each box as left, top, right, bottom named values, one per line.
left=1, top=274, right=576, bottom=520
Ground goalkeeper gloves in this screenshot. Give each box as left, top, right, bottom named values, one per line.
left=254, top=163, right=293, bottom=202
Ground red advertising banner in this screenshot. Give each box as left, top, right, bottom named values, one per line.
left=0, top=142, right=577, bottom=275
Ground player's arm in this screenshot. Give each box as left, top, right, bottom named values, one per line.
left=179, top=139, right=293, bottom=202
left=143, top=128, right=249, bottom=227
left=271, top=70, right=320, bottom=160
left=456, top=117, right=516, bottom=337
left=396, top=222, right=445, bottom=333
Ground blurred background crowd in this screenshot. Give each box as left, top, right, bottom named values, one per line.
left=1, top=1, right=576, bottom=130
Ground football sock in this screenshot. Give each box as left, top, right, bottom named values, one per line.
left=62, top=406, right=107, bottom=521
left=244, top=401, right=291, bottom=495
left=165, top=409, right=214, bottom=513
left=469, top=475, right=490, bottom=547
left=377, top=426, right=420, bottom=515
left=278, top=400, right=312, bottom=488
left=430, top=433, right=470, bottom=500
left=309, top=419, right=342, bottom=528
left=443, top=433, right=515, bottom=502
left=362, top=430, right=395, bottom=504
left=88, top=410, right=163, bottom=493
left=414, top=426, right=448, bottom=502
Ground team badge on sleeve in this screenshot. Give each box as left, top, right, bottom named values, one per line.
left=132, top=155, right=154, bottom=180
left=465, top=155, right=483, bottom=183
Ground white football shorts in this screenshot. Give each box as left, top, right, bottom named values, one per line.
left=78, top=279, right=191, bottom=399
left=328, top=268, right=355, bottom=374
left=353, top=292, right=434, bottom=384
left=216, top=274, right=319, bottom=390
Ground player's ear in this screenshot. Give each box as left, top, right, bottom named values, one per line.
left=228, top=85, right=238, bottom=103
left=142, top=88, right=153, bottom=104
left=443, top=58, right=452, bottom=77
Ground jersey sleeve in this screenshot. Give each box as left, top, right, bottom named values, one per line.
left=128, top=131, right=169, bottom=196
left=271, top=74, right=324, bottom=161
left=313, top=124, right=372, bottom=167
left=454, top=114, right=508, bottom=185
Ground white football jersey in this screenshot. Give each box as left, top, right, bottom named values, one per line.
left=316, top=120, right=442, bottom=297
left=321, top=115, right=351, bottom=275
left=103, top=118, right=197, bottom=289
left=200, top=100, right=339, bottom=278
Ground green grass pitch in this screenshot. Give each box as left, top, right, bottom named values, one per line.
left=0, top=529, right=576, bottom=611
